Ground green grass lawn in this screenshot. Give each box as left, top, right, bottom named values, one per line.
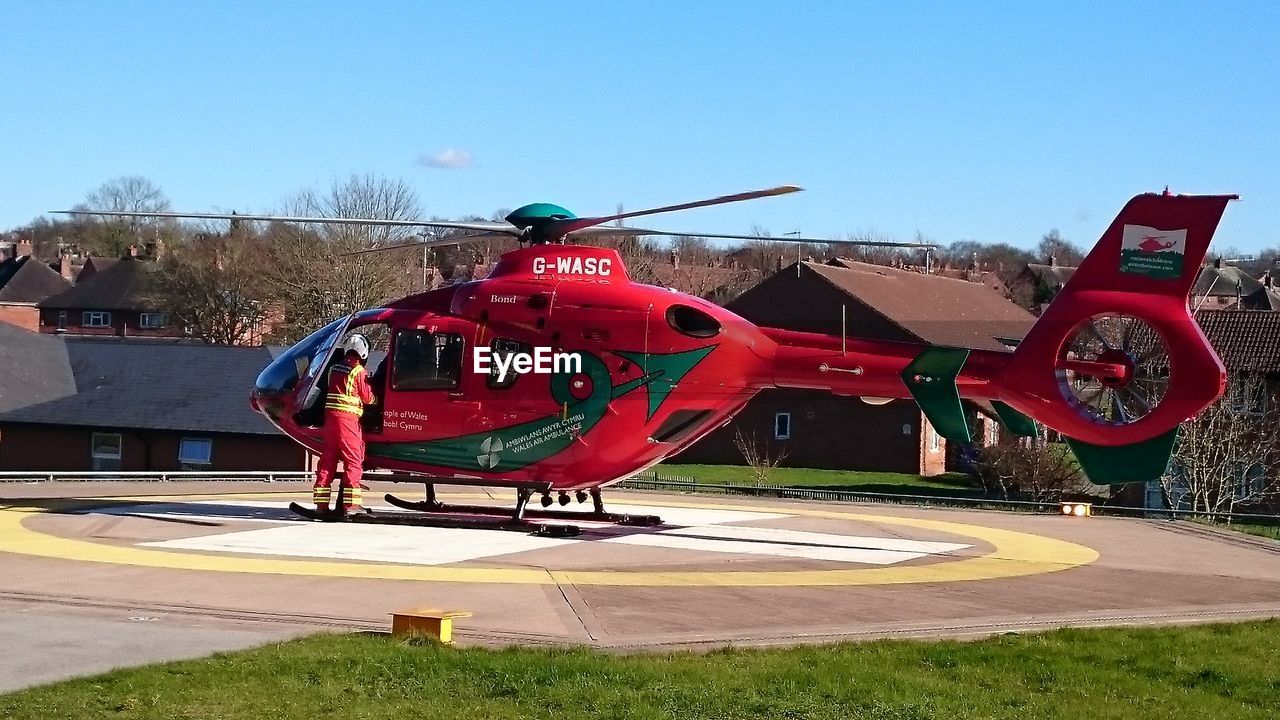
left=4, top=623, right=1279, bottom=719
left=1223, top=523, right=1280, bottom=541
left=648, top=463, right=987, bottom=497
left=1188, top=517, right=1280, bottom=542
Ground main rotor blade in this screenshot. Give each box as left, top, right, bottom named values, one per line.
left=604, top=228, right=938, bottom=249
left=51, top=209, right=522, bottom=236
left=548, top=185, right=803, bottom=236
left=341, top=232, right=512, bottom=256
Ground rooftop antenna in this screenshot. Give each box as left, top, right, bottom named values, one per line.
left=785, top=230, right=801, bottom=276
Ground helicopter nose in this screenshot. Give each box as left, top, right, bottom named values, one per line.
left=249, top=388, right=292, bottom=426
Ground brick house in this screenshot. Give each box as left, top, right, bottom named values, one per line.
left=1008, top=259, right=1280, bottom=314
left=1007, top=260, right=1077, bottom=313
left=0, top=242, right=72, bottom=332
left=678, top=260, right=1036, bottom=475
left=1192, top=260, right=1280, bottom=311
left=0, top=324, right=306, bottom=472
left=1115, top=310, right=1280, bottom=511
left=36, top=256, right=182, bottom=337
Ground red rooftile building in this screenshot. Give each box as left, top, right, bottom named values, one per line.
left=680, top=260, right=1036, bottom=475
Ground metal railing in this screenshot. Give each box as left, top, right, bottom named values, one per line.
left=617, top=472, right=1280, bottom=525
left=0, top=470, right=314, bottom=483
left=2, top=469, right=1276, bottom=528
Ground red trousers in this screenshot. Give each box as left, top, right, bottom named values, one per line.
left=313, top=412, right=365, bottom=509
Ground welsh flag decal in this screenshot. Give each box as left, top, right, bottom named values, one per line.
left=1120, top=224, right=1187, bottom=279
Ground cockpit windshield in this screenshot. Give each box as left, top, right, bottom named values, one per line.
left=254, top=317, right=348, bottom=395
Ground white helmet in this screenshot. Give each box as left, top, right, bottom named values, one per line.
left=343, top=334, right=370, bottom=360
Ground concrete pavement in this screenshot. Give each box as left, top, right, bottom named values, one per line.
left=1, top=481, right=1278, bottom=690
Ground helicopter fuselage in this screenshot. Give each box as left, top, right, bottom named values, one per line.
left=250, top=244, right=1011, bottom=490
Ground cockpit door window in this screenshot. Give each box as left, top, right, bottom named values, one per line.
left=486, top=338, right=532, bottom=390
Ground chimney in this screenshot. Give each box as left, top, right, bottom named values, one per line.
left=59, top=254, right=73, bottom=281
left=1264, top=271, right=1273, bottom=288
left=1213, top=257, right=1222, bottom=269
left=1049, top=253, right=1057, bottom=268
left=15, top=241, right=33, bottom=258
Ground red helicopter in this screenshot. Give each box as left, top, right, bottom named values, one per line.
left=65, top=188, right=1235, bottom=533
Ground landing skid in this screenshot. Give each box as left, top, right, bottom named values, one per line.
left=384, top=485, right=662, bottom=527
left=287, top=502, right=580, bottom=537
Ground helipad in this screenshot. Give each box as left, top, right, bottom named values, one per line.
left=1, top=491, right=1098, bottom=587
left=2, top=481, right=1279, bottom=670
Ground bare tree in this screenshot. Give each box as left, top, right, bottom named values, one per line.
left=260, top=174, right=424, bottom=342
left=70, top=176, right=174, bottom=257
left=1036, top=229, right=1084, bottom=266
left=733, top=428, right=789, bottom=486
left=1162, top=374, right=1280, bottom=518
left=79, top=175, right=172, bottom=217
left=974, top=431, right=1089, bottom=502
left=837, top=231, right=909, bottom=267
left=593, top=234, right=661, bottom=285
left=149, top=227, right=271, bottom=345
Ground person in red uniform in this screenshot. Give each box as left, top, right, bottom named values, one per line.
left=313, top=334, right=376, bottom=515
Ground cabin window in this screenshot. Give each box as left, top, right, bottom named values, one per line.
left=91, top=432, right=122, bottom=471
left=774, top=412, right=791, bottom=440
left=486, top=338, right=531, bottom=390
left=82, top=311, right=112, bottom=328
left=392, top=330, right=464, bottom=391
left=179, top=437, right=213, bottom=468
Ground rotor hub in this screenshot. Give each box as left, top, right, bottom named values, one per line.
left=1095, top=348, right=1136, bottom=388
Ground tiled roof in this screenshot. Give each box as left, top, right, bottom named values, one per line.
left=1023, top=263, right=1078, bottom=287
left=38, top=257, right=156, bottom=311
left=0, top=324, right=76, bottom=414
left=1193, top=264, right=1264, bottom=298
left=1195, top=310, right=1280, bottom=372
left=0, top=335, right=282, bottom=435
left=804, top=261, right=1036, bottom=351
left=0, top=256, right=71, bottom=303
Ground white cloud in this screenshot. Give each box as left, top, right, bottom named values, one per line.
left=417, top=148, right=474, bottom=169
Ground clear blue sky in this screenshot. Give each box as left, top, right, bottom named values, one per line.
left=2, top=1, right=1277, bottom=253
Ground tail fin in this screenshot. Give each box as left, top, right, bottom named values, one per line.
left=997, top=192, right=1236, bottom=481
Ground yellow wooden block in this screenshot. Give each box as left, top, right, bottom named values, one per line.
left=390, top=608, right=473, bottom=643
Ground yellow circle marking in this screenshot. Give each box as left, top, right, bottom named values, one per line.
left=0, top=494, right=1098, bottom=587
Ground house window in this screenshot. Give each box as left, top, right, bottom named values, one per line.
left=82, top=311, right=112, bottom=328
left=774, top=412, right=791, bottom=440
left=139, top=312, right=169, bottom=329
left=1227, top=378, right=1268, bottom=416
left=57, top=311, right=67, bottom=329
left=90, top=432, right=122, bottom=472
left=179, top=437, right=213, bottom=468
left=392, top=330, right=464, bottom=390
left=930, top=428, right=942, bottom=452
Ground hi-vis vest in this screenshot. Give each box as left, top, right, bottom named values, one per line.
left=324, top=364, right=369, bottom=417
